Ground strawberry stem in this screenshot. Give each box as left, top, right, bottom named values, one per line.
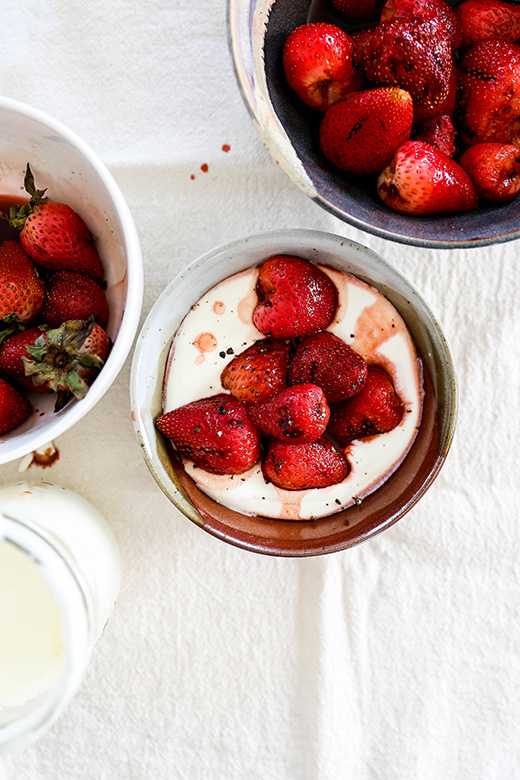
left=7, top=163, right=48, bottom=231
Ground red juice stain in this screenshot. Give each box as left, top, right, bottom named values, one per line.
left=190, top=174, right=195, bottom=180
left=201, top=163, right=209, bottom=173
left=222, top=144, right=231, bottom=153
left=28, top=444, right=60, bottom=469
left=213, top=301, right=225, bottom=315
left=193, top=332, right=217, bottom=353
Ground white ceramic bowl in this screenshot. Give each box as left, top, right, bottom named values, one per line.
left=0, top=97, right=143, bottom=465
left=130, top=228, right=457, bottom=557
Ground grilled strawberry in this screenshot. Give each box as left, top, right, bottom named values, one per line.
left=331, top=0, right=385, bottom=23
left=41, top=271, right=108, bottom=327
left=458, top=143, right=520, bottom=202
left=0, top=375, right=32, bottom=435
left=288, top=332, right=367, bottom=404
left=262, top=436, right=349, bottom=490
left=380, top=0, right=463, bottom=50
left=0, top=239, right=45, bottom=324
left=221, top=338, right=290, bottom=404
left=282, top=23, right=363, bottom=111
left=8, top=164, right=103, bottom=279
left=247, top=383, right=330, bottom=444
left=377, top=141, right=478, bottom=214
left=457, top=0, right=520, bottom=48
left=156, top=393, right=261, bottom=475
left=253, top=255, right=338, bottom=339
left=457, top=40, right=520, bottom=149
left=412, top=65, right=457, bottom=124
left=327, top=366, right=403, bottom=444
left=413, top=115, right=456, bottom=158
left=319, top=87, right=414, bottom=176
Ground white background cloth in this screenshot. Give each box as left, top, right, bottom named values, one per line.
left=1, top=1, right=520, bottom=778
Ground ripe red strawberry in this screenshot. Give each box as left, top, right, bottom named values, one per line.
left=220, top=338, right=290, bottom=404
left=457, top=40, right=520, bottom=149
left=412, top=65, right=457, bottom=124
left=0, top=320, right=109, bottom=398
left=9, top=164, right=103, bottom=279
left=413, top=115, right=456, bottom=158
left=41, top=271, right=108, bottom=328
left=319, top=88, right=414, bottom=176
left=377, top=141, right=478, bottom=214
left=327, top=366, right=404, bottom=444
left=380, top=0, right=463, bottom=50
left=457, top=0, right=520, bottom=48
left=282, top=23, right=363, bottom=111
left=156, top=393, right=261, bottom=475
left=0, top=239, right=45, bottom=324
left=0, top=375, right=32, bottom=435
left=363, top=15, right=454, bottom=116
left=253, top=255, right=338, bottom=339
left=330, top=0, right=385, bottom=23
left=262, top=436, right=349, bottom=490
left=458, top=143, right=520, bottom=202
left=247, top=383, right=330, bottom=444
left=288, top=332, right=367, bottom=404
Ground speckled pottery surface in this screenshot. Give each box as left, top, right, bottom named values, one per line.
left=130, top=228, right=457, bottom=556
left=227, top=0, right=520, bottom=248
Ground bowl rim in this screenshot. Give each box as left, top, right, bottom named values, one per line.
left=130, top=227, right=458, bottom=556
left=0, top=97, right=143, bottom=465
left=226, top=0, right=520, bottom=250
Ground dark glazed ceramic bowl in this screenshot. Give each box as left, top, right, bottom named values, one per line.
left=227, top=0, right=520, bottom=248
left=130, top=229, right=457, bottom=557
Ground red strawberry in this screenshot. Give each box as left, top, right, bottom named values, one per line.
left=377, top=141, right=478, bottom=214
left=349, top=28, right=375, bottom=58
left=0, top=375, right=32, bottom=435
left=457, top=40, right=520, bottom=149
left=262, top=436, right=349, bottom=490
left=0, top=239, right=45, bottom=324
left=363, top=15, right=454, bottom=115
left=330, top=0, right=386, bottom=23
left=413, top=115, right=456, bottom=158
left=288, top=332, right=367, bottom=404
left=458, top=143, right=520, bottom=202
left=327, top=366, right=403, bottom=444
left=156, top=393, right=261, bottom=475
left=9, top=164, right=103, bottom=279
left=0, top=320, right=109, bottom=399
left=253, top=255, right=338, bottom=339
left=41, top=271, right=108, bottom=328
left=220, top=338, right=290, bottom=404
left=380, top=0, right=463, bottom=50
left=282, top=23, right=363, bottom=111
left=457, top=0, right=520, bottom=48
left=412, top=64, right=457, bottom=124
left=247, top=383, right=330, bottom=444
left=319, top=87, right=414, bottom=176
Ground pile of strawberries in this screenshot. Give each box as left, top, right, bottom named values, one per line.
left=0, top=165, right=110, bottom=436
left=282, top=0, right=520, bottom=214
left=156, top=255, right=404, bottom=493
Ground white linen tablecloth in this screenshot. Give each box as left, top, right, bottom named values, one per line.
left=1, top=1, right=519, bottom=778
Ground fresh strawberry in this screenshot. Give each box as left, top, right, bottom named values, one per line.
left=327, top=366, right=403, bottom=444
left=377, top=141, right=478, bottom=214
left=363, top=15, right=454, bottom=116
left=253, top=255, right=338, bottom=339
left=380, top=0, right=463, bottom=50
left=330, top=0, right=386, bottom=23
left=457, top=40, right=520, bottom=149
left=0, top=375, right=32, bottom=435
left=413, top=115, right=456, bottom=158
left=319, top=87, right=414, bottom=176
left=41, top=271, right=108, bottom=328
left=282, top=23, right=363, bottom=111
left=458, top=143, right=520, bottom=202
left=262, top=436, right=349, bottom=490
left=221, top=338, right=290, bottom=404
left=0, top=319, right=109, bottom=398
left=288, top=332, right=367, bottom=404
left=8, top=164, right=103, bottom=279
left=0, top=239, right=45, bottom=324
left=457, top=0, right=520, bottom=48
left=156, top=393, right=261, bottom=475
left=247, top=383, right=330, bottom=444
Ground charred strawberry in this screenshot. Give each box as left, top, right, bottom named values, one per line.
left=288, top=331, right=367, bottom=404
left=380, top=0, right=463, bottom=50
left=247, top=383, right=330, bottom=444
left=221, top=338, right=290, bottom=404
left=0, top=240, right=45, bottom=328
left=457, top=0, right=520, bottom=48
left=0, top=375, right=32, bottom=435
left=253, top=255, right=338, bottom=339
left=42, top=271, right=109, bottom=328
left=282, top=23, right=363, bottom=111
left=156, top=393, right=261, bottom=475
left=458, top=143, right=520, bottom=202
left=327, top=366, right=403, bottom=444
left=319, top=88, right=414, bottom=177
left=262, top=436, right=349, bottom=490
